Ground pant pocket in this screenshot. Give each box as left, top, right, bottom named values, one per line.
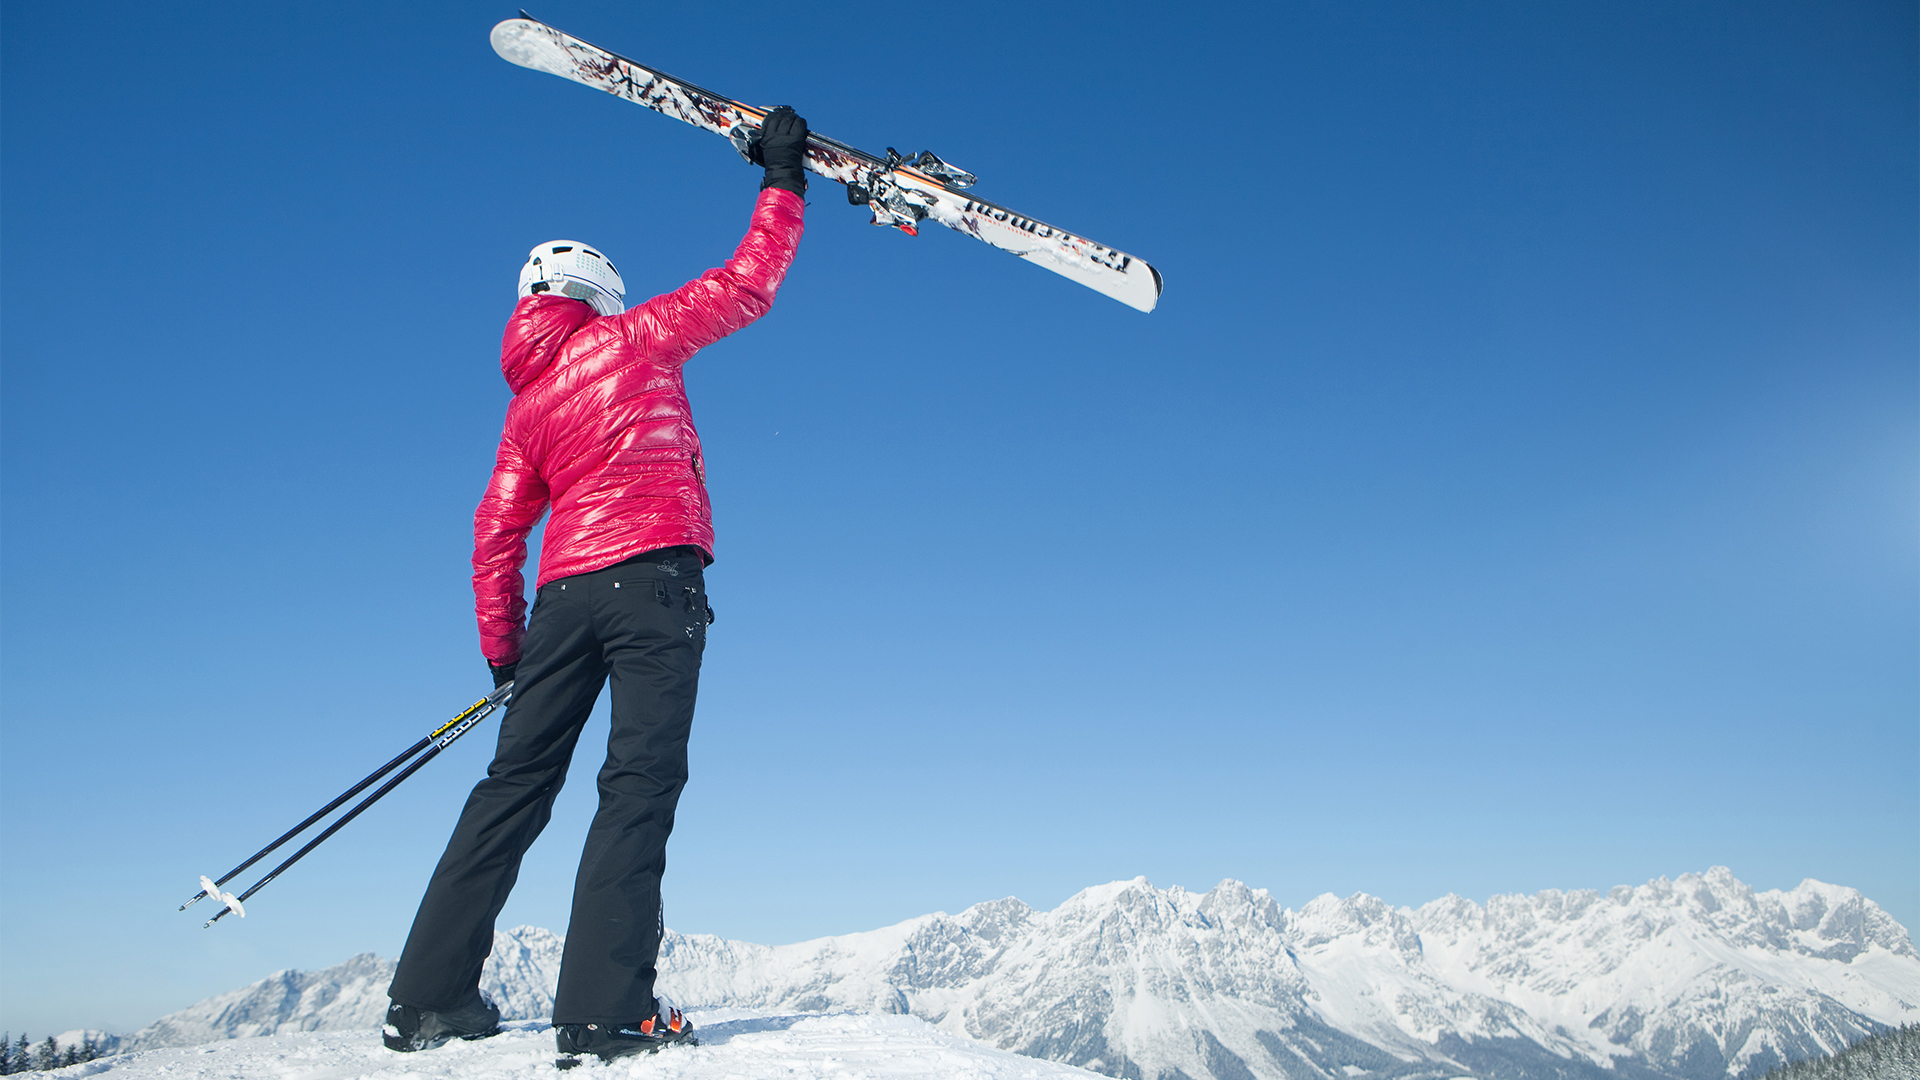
left=612, top=577, right=669, bottom=605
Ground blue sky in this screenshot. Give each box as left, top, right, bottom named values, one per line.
left=2, top=0, right=1914, bottom=1038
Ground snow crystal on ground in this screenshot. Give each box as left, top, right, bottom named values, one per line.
left=50, top=1010, right=1104, bottom=1080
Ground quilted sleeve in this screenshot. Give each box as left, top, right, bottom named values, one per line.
left=611, top=186, right=806, bottom=364
left=472, top=433, right=550, bottom=665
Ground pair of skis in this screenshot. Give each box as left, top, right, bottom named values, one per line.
left=489, top=15, right=1162, bottom=313
left=179, top=684, right=512, bottom=926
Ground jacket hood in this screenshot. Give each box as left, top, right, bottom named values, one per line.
left=500, top=295, right=596, bottom=393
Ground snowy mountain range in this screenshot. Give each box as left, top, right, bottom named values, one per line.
left=111, top=867, right=1918, bottom=1080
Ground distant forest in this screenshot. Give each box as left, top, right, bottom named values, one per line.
left=0, top=1033, right=107, bottom=1073
left=1745, top=1025, right=1920, bottom=1080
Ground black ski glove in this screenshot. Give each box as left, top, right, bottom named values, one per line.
left=488, top=659, right=517, bottom=689
left=756, top=106, right=808, bottom=195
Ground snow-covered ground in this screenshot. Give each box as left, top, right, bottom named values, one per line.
left=54, top=1010, right=1106, bottom=1080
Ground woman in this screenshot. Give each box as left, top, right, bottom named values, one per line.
left=383, top=106, right=810, bottom=1065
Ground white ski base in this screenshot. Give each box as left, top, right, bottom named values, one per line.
left=66, top=1010, right=1105, bottom=1080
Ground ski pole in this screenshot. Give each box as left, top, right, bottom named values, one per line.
left=179, top=685, right=509, bottom=911
left=180, top=740, right=434, bottom=911
left=189, top=683, right=513, bottom=924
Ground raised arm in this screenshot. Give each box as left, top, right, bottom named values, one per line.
left=611, top=106, right=810, bottom=364
left=472, top=435, right=550, bottom=666
left=611, top=187, right=805, bottom=364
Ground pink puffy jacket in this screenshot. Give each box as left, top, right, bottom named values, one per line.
left=473, top=187, right=805, bottom=665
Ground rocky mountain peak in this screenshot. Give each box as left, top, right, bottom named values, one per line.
left=111, top=870, right=1919, bottom=1080
left=1195, top=878, right=1288, bottom=934
left=1293, top=890, right=1422, bottom=956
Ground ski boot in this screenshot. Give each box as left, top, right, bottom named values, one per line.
left=554, top=999, right=696, bottom=1068
left=382, top=991, right=502, bottom=1052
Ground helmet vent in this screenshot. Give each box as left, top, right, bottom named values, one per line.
left=519, top=239, right=624, bottom=316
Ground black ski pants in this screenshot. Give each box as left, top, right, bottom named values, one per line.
left=388, top=546, right=711, bottom=1025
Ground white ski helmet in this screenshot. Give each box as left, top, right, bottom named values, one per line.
left=517, top=240, right=625, bottom=316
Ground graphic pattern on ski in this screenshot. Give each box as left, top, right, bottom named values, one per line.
left=490, top=17, right=1161, bottom=312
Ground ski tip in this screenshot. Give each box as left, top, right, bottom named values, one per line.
left=1121, top=263, right=1152, bottom=313
left=1097, top=261, right=1160, bottom=313
left=1114, top=259, right=1163, bottom=313
left=492, top=16, right=571, bottom=76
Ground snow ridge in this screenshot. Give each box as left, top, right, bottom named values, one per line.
left=111, top=868, right=1919, bottom=1080
left=121, top=952, right=394, bottom=1051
